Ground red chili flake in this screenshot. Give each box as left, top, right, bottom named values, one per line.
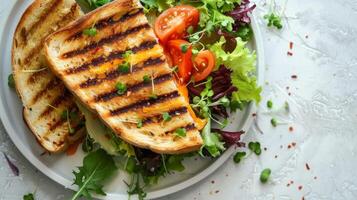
left=252, top=113, right=257, bottom=117
left=215, top=190, right=220, bottom=194
left=287, top=51, right=293, bottom=56
left=287, top=183, right=290, bottom=187
left=211, top=180, right=215, bottom=184
left=288, top=144, right=292, bottom=149
left=288, top=92, right=292, bottom=96
left=302, top=197, right=305, bottom=200
left=305, top=163, right=310, bottom=170
left=289, top=42, right=294, bottom=50
left=291, top=75, right=298, bottom=79
left=274, top=155, right=278, bottom=158
left=298, top=185, right=303, bottom=190
left=286, top=86, right=290, bottom=90
left=264, top=147, right=268, bottom=151
left=289, top=126, right=294, bottom=132
left=292, top=142, right=296, bottom=147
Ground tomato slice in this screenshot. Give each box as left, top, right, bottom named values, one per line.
left=193, top=50, right=216, bottom=82
left=154, top=5, right=200, bottom=44
left=167, top=40, right=193, bottom=83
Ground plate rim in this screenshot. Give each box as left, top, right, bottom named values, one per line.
left=0, top=1, right=264, bottom=199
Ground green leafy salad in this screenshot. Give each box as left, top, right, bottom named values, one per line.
left=70, top=0, right=261, bottom=199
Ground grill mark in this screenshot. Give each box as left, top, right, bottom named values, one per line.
left=164, top=123, right=196, bottom=135
left=27, top=69, right=49, bottom=84
left=65, top=40, right=157, bottom=75
left=39, top=90, right=71, bottom=118
left=27, top=0, right=63, bottom=35
left=67, top=8, right=144, bottom=41
left=142, top=107, right=188, bottom=125
left=31, top=78, right=62, bottom=103
left=110, top=91, right=180, bottom=116
left=94, top=73, right=172, bottom=102
left=48, top=118, right=66, bottom=131
left=62, top=23, right=151, bottom=58
left=94, top=70, right=171, bottom=102
left=23, top=4, right=78, bottom=66
left=80, top=56, right=165, bottom=89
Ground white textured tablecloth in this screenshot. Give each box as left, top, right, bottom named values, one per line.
left=1, top=0, right=357, bottom=199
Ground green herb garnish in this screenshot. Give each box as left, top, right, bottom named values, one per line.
left=123, top=50, right=133, bottom=59
left=137, top=119, right=143, bottom=128
left=126, top=173, right=146, bottom=200
left=116, top=82, right=127, bottom=95
left=71, top=149, right=117, bottom=200
left=248, top=141, right=261, bottom=155
left=82, top=134, right=94, bottom=153
left=233, top=151, right=246, bottom=163
left=260, top=168, right=271, bottom=183
left=175, top=128, right=186, bottom=138
left=143, top=75, right=151, bottom=83
left=271, top=118, right=277, bottom=127
left=118, top=62, right=130, bottom=73
left=149, top=93, right=158, bottom=100
left=8, top=74, right=15, bottom=88
left=23, top=193, right=35, bottom=200
left=83, top=27, right=97, bottom=36
left=267, top=100, right=273, bottom=109
left=264, top=13, right=283, bottom=29
left=162, top=112, right=172, bottom=122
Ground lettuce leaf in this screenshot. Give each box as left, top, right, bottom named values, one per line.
left=209, top=37, right=261, bottom=104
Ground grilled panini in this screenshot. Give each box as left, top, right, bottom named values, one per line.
left=12, top=0, right=85, bottom=153
left=45, top=0, right=204, bottom=154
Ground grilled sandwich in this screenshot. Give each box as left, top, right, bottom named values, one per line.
left=12, top=0, right=85, bottom=153
left=45, top=0, right=204, bottom=154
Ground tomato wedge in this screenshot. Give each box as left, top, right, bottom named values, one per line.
left=154, top=5, right=200, bottom=44
left=193, top=50, right=216, bottom=82
left=167, top=40, right=193, bottom=83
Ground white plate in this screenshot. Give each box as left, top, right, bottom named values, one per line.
left=0, top=1, right=264, bottom=199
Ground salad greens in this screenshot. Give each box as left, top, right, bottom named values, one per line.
left=71, top=149, right=117, bottom=200
left=23, top=193, right=35, bottom=200
left=71, top=0, right=261, bottom=199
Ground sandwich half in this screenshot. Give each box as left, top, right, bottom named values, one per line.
left=45, top=0, right=204, bottom=154
left=12, top=0, right=85, bottom=153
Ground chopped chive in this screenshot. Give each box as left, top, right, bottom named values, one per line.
left=8, top=74, right=15, bottom=88
left=260, top=168, right=271, bottom=183
left=123, top=50, right=133, bottom=59
left=267, top=100, right=273, bottom=109
left=143, top=75, right=151, bottom=83
left=233, top=151, right=246, bottom=163
left=116, top=82, right=127, bottom=95
left=117, top=62, right=130, bottom=73
left=137, top=119, right=143, bottom=128
left=83, top=27, right=97, bottom=36
left=175, top=128, right=186, bottom=137
left=162, top=112, right=172, bottom=122
left=271, top=118, right=277, bottom=127
left=180, top=44, right=189, bottom=53
left=149, top=94, right=158, bottom=100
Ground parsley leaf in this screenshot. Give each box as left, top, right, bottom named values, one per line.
left=23, top=193, right=35, bottom=200
left=116, top=82, right=127, bottom=95
left=162, top=112, right=172, bottom=122
left=71, top=149, right=117, bottom=200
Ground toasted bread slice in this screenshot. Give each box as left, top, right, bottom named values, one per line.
left=45, top=0, right=204, bottom=154
left=12, top=0, right=85, bottom=153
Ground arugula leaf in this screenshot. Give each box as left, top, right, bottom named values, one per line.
left=199, top=119, right=225, bottom=157
left=210, top=37, right=261, bottom=105
left=127, top=174, right=147, bottom=200
left=23, top=193, right=35, bottom=200
left=71, top=149, right=117, bottom=200
left=140, top=0, right=176, bottom=12
left=77, top=0, right=111, bottom=11
left=166, top=155, right=185, bottom=172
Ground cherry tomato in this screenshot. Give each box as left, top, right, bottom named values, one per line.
left=167, top=40, right=193, bottom=83
left=154, top=5, right=200, bottom=44
left=193, top=50, right=216, bottom=82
